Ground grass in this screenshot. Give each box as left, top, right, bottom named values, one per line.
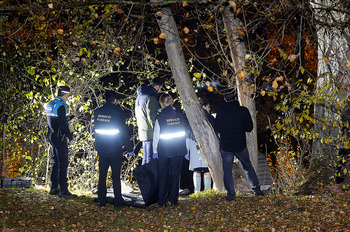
left=1, top=186, right=350, bottom=231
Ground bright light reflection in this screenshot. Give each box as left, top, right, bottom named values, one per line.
left=95, top=129, right=120, bottom=135
left=160, top=131, right=186, bottom=140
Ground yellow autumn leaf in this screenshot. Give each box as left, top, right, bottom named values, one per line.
left=193, top=73, right=201, bottom=78
left=155, top=60, right=160, bottom=65
left=114, top=47, right=121, bottom=55
left=323, top=57, right=329, bottom=62
left=225, top=39, right=231, bottom=43
left=156, top=11, right=162, bottom=17
left=159, top=33, right=166, bottom=39
left=153, top=38, right=159, bottom=44
left=117, top=9, right=124, bottom=14
left=288, top=54, right=297, bottom=62
left=207, top=86, right=214, bottom=92
left=276, top=76, right=283, bottom=81
left=183, top=1, right=189, bottom=7
left=183, top=27, right=190, bottom=34
left=276, top=123, right=282, bottom=131
left=239, top=70, right=247, bottom=78
left=205, top=81, right=210, bottom=86
left=346, top=61, right=350, bottom=67
left=229, top=1, right=236, bottom=7
left=57, top=29, right=64, bottom=35
left=272, top=80, right=279, bottom=89
left=260, top=90, right=265, bottom=96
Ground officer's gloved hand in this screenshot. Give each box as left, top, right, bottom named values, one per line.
left=129, top=151, right=134, bottom=157
left=153, top=153, right=158, bottom=159
left=185, top=153, right=190, bottom=160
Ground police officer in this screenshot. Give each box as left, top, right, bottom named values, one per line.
left=46, top=86, right=77, bottom=198
left=153, top=94, right=187, bottom=207
left=93, top=90, right=132, bottom=208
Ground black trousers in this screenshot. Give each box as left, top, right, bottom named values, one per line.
left=98, top=154, right=125, bottom=207
left=157, top=155, right=183, bottom=205
left=49, top=133, right=69, bottom=192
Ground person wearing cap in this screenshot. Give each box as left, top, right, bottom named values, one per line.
left=45, top=86, right=76, bottom=198
left=215, top=91, right=263, bottom=201
left=153, top=94, right=187, bottom=207
left=93, top=90, right=133, bottom=208
left=135, top=77, right=164, bottom=165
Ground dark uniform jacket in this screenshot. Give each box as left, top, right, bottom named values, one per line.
left=46, top=96, right=73, bottom=141
left=215, top=101, right=253, bottom=152
left=135, top=85, right=160, bottom=141
left=153, top=106, right=187, bottom=157
left=93, top=103, right=132, bottom=156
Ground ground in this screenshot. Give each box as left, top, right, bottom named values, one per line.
left=1, top=187, right=350, bottom=231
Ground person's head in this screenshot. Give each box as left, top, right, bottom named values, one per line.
left=200, top=98, right=211, bottom=113
left=150, top=77, right=164, bottom=94
left=223, top=90, right=237, bottom=102
left=58, top=86, right=71, bottom=101
left=104, top=90, right=117, bottom=104
left=159, top=94, right=173, bottom=108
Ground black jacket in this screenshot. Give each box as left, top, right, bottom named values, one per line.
left=93, top=103, right=132, bottom=156
left=215, top=101, right=253, bottom=152
left=153, top=106, right=187, bottom=157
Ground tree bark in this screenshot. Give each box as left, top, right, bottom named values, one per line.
left=312, top=0, right=350, bottom=163
left=154, top=5, right=225, bottom=191
left=222, top=6, right=259, bottom=171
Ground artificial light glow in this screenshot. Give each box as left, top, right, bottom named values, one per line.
left=160, top=131, right=186, bottom=140
left=95, top=129, right=120, bottom=135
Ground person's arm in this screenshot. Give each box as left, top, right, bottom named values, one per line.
left=116, top=108, right=133, bottom=152
left=146, top=96, right=160, bottom=128
left=57, top=105, right=73, bottom=141
left=153, top=119, right=160, bottom=154
left=245, top=109, right=254, bottom=133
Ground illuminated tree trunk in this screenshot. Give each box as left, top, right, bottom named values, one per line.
left=312, top=0, right=350, bottom=163
left=222, top=6, right=259, bottom=171
left=154, top=4, right=225, bottom=191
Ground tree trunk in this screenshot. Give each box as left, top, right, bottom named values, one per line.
left=223, top=6, right=259, bottom=171
left=154, top=5, right=225, bottom=191
left=312, top=0, right=350, bottom=163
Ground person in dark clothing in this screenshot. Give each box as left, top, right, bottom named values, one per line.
left=46, top=86, right=77, bottom=198
left=135, top=77, right=164, bottom=165
left=153, top=94, right=187, bottom=207
left=215, top=91, right=263, bottom=201
left=93, top=90, right=133, bottom=208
